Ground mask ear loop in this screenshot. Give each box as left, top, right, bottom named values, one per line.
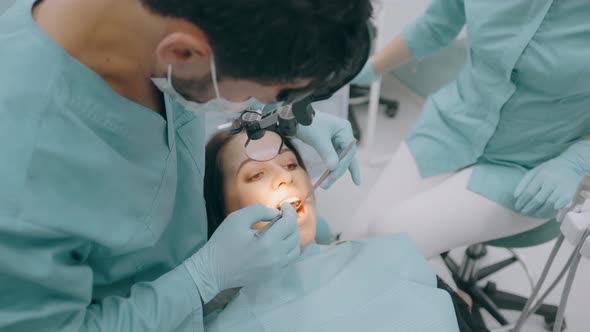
left=166, top=64, right=173, bottom=86
left=209, top=54, right=221, bottom=99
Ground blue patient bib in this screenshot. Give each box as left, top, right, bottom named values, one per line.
left=206, top=234, right=459, bottom=332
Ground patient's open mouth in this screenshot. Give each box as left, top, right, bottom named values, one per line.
left=278, top=197, right=305, bottom=217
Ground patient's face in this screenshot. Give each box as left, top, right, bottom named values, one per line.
left=220, top=133, right=317, bottom=247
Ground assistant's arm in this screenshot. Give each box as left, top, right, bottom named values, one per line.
left=370, top=0, right=466, bottom=75
left=0, top=217, right=205, bottom=332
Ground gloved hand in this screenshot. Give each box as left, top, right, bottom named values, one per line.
left=296, top=112, right=361, bottom=189
left=514, top=141, right=590, bottom=218
left=184, top=203, right=300, bottom=303
left=351, top=60, right=380, bottom=85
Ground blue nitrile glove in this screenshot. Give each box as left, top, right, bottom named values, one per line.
left=514, top=141, right=590, bottom=218
left=351, top=60, right=380, bottom=85
left=185, top=203, right=300, bottom=303
left=296, top=112, right=361, bottom=189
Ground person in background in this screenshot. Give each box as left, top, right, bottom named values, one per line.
left=344, top=0, right=590, bottom=257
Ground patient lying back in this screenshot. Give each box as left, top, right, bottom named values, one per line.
left=204, top=131, right=318, bottom=248
left=202, top=131, right=474, bottom=332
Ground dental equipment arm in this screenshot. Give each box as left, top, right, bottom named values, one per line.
left=513, top=173, right=590, bottom=332
left=557, top=171, right=590, bottom=222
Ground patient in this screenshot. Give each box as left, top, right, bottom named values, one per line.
left=204, top=130, right=317, bottom=248
left=203, top=130, right=484, bottom=332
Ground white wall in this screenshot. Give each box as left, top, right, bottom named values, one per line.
left=373, top=0, right=431, bottom=51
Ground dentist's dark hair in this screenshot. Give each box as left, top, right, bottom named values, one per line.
left=141, top=0, right=373, bottom=91
left=204, top=131, right=306, bottom=239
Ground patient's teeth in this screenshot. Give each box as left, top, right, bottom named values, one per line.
left=280, top=197, right=300, bottom=206
left=279, top=197, right=303, bottom=215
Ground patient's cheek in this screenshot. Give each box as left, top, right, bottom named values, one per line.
left=251, top=221, right=270, bottom=230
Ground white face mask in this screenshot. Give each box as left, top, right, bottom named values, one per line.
left=151, top=55, right=257, bottom=115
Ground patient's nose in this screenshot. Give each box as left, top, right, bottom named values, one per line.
left=272, top=166, right=294, bottom=190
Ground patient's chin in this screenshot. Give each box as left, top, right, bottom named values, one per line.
left=251, top=221, right=270, bottom=230
left=300, top=226, right=316, bottom=248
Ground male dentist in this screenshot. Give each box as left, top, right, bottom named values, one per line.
left=0, top=0, right=371, bottom=330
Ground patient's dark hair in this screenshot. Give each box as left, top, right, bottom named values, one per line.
left=204, top=131, right=307, bottom=238
left=140, top=0, right=372, bottom=92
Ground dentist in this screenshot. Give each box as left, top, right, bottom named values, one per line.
left=0, top=0, right=371, bottom=331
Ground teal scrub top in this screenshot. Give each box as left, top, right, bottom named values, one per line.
left=404, top=0, right=590, bottom=217
left=0, top=1, right=209, bottom=331
left=206, top=234, right=459, bottom=332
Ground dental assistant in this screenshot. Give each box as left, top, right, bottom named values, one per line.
left=344, top=0, right=590, bottom=256
left=0, top=0, right=371, bottom=331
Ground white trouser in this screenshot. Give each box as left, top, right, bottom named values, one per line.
left=341, top=142, right=548, bottom=258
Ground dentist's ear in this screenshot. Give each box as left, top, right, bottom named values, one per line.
left=155, top=26, right=211, bottom=79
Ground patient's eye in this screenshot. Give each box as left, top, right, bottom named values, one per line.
left=277, top=152, right=299, bottom=171
left=247, top=172, right=264, bottom=182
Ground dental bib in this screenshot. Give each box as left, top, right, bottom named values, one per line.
left=206, top=233, right=459, bottom=332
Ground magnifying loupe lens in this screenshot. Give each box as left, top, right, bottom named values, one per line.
left=245, top=131, right=283, bottom=161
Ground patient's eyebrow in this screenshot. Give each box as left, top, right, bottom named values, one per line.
left=235, top=148, right=291, bottom=176
left=236, top=159, right=253, bottom=176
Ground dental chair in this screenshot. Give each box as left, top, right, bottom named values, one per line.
left=441, top=220, right=564, bottom=331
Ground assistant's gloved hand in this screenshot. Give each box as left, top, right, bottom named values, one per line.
left=296, top=112, right=361, bottom=189
left=514, top=141, right=590, bottom=218
left=351, top=60, right=380, bottom=85
left=184, top=203, right=300, bottom=303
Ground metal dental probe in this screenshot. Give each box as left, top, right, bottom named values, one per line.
left=254, top=140, right=357, bottom=238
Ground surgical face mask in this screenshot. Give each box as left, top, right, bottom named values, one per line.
left=151, top=55, right=257, bottom=115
